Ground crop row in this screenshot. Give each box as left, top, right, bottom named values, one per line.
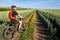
left=38, top=10, right=60, bottom=40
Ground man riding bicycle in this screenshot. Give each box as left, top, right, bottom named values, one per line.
left=8, top=5, right=24, bottom=31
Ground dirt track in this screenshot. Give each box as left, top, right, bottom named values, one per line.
left=33, top=10, right=51, bottom=40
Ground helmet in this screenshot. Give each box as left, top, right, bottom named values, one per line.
left=11, top=5, right=16, bottom=8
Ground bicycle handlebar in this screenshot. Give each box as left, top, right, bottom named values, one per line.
left=17, top=18, right=24, bottom=21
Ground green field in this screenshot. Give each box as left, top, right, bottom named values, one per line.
left=0, top=10, right=33, bottom=21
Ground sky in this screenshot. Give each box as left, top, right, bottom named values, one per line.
left=0, top=0, right=60, bottom=9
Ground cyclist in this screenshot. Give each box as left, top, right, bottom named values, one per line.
left=8, top=5, right=24, bottom=31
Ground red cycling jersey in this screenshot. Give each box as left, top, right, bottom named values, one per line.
left=8, top=10, right=18, bottom=20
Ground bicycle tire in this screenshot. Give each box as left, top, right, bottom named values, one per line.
left=3, top=27, right=13, bottom=39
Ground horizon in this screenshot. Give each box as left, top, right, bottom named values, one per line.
left=0, top=0, right=60, bottom=9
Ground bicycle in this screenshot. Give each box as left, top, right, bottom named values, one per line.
left=3, top=18, right=26, bottom=40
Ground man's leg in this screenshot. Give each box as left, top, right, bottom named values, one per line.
left=18, top=21, right=22, bottom=29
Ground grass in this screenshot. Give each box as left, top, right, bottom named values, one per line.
left=20, top=12, right=36, bottom=40
left=20, top=22, right=34, bottom=40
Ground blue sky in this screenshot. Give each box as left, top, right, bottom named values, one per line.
left=0, top=0, right=60, bottom=9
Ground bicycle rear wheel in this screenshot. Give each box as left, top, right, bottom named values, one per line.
left=3, top=27, right=13, bottom=39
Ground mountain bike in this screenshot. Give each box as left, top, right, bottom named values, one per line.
left=3, top=18, right=26, bottom=40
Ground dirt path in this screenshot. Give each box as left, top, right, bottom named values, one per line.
left=8, top=11, right=34, bottom=40
left=34, top=10, right=51, bottom=40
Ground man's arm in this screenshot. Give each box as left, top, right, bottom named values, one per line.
left=15, top=11, right=24, bottom=18
left=18, top=14, right=24, bottom=18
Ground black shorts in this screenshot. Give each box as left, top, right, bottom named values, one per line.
left=11, top=19, right=19, bottom=25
